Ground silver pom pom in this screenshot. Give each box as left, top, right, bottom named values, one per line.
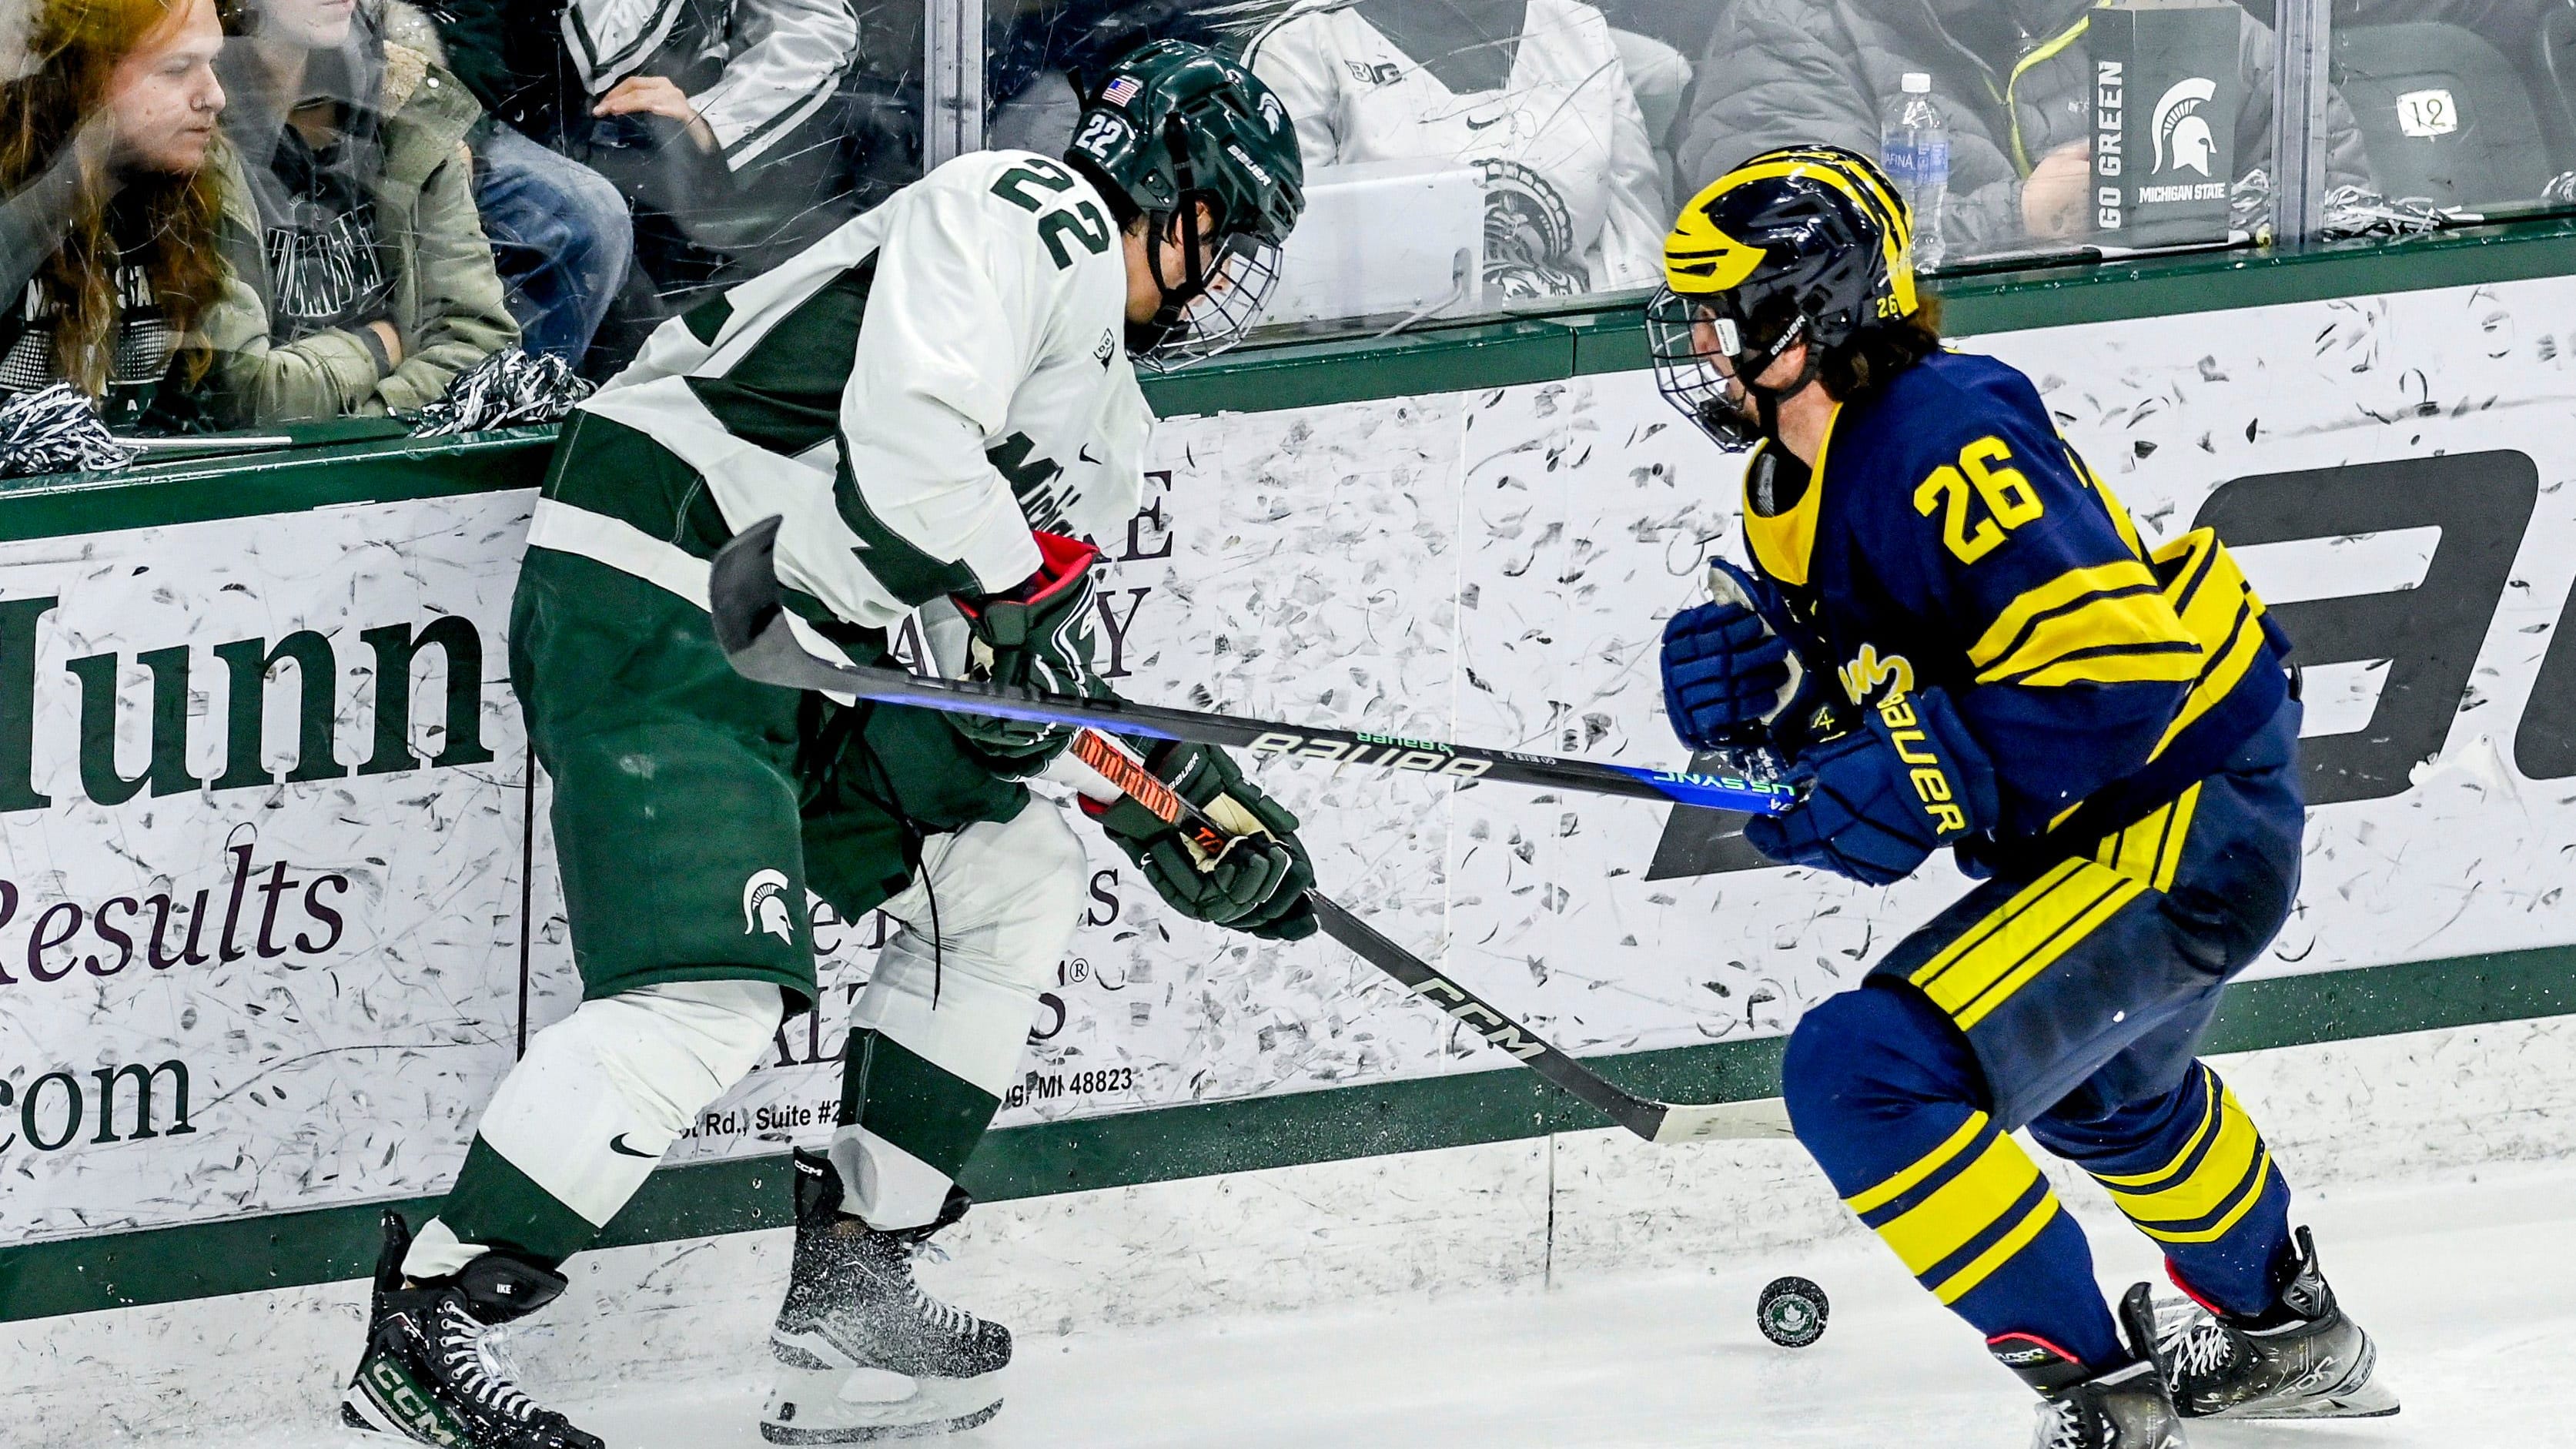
left=0, top=385, right=142, bottom=478
left=407, top=349, right=597, bottom=437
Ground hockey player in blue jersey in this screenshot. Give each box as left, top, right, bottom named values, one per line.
left=1646, top=147, right=2397, bottom=1447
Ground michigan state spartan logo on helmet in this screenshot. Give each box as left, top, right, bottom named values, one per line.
left=1646, top=146, right=1922, bottom=450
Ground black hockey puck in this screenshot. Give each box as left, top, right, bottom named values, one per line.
left=1756, top=1275, right=1828, bottom=1347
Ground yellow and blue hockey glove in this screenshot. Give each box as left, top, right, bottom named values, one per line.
left=948, top=531, right=1109, bottom=775
left=1082, top=743, right=1320, bottom=941
left=1743, top=686, right=1999, bottom=886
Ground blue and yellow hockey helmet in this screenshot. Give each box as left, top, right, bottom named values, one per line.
left=1647, top=146, right=1921, bottom=450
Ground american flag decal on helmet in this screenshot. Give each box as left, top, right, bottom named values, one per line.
left=1102, top=76, right=1142, bottom=106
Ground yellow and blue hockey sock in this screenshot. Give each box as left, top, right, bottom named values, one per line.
left=1782, top=982, right=2125, bottom=1369
left=2029, top=1062, right=2294, bottom=1318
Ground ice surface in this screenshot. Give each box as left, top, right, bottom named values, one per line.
left=151, top=1158, right=2574, bottom=1449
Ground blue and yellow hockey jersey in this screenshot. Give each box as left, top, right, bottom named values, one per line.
left=1742, top=350, right=2291, bottom=850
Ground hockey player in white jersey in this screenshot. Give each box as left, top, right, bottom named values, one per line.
left=338, top=41, right=1307, bottom=1449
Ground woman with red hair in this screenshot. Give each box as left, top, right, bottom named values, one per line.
left=0, top=0, right=228, bottom=424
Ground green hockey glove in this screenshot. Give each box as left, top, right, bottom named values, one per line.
left=948, top=531, right=1108, bottom=775
left=1082, top=743, right=1319, bottom=941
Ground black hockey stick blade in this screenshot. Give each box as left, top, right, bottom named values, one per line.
left=708, top=517, right=1796, bottom=818
left=1307, top=896, right=1791, bottom=1143
left=1062, top=729, right=1791, bottom=1146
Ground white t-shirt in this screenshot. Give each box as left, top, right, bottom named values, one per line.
left=1250, top=0, right=1666, bottom=298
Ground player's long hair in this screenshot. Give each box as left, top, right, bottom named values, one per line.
left=0, top=0, right=227, bottom=395
left=1820, top=296, right=1945, bottom=404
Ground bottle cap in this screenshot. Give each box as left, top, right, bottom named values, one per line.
left=1902, top=72, right=1932, bottom=95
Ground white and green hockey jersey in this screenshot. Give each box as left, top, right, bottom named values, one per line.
left=562, top=0, right=858, bottom=169
left=534, top=148, right=1153, bottom=634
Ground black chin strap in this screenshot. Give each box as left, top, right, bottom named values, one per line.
left=1735, top=316, right=1820, bottom=447
left=1137, top=114, right=1217, bottom=350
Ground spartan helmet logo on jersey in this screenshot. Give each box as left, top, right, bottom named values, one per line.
left=1644, top=146, right=1919, bottom=451
left=2153, top=78, right=2220, bottom=176
left=1480, top=159, right=1587, bottom=300
left=742, top=869, right=796, bottom=945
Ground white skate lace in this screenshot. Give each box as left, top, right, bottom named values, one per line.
left=891, top=1236, right=975, bottom=1337
left=439, top=1302, right=547, bottom=1423
left=907, top=1280, right=974, bottom=1336
left=2155, top=1310, right=2239, bottom=1380
left=2031, top=1397, right=2088, bottom=1449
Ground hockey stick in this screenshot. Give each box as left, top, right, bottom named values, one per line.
left=702, top=517, right=1789, bottom=1145
left=707, top=517, right=1795, bottom=818
left=1060, top=728, right=1791, bottom=1144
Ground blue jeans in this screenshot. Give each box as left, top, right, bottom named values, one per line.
left=474, top=127, right=634, bottom=364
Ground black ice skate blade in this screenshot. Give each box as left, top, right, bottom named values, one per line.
left=758, top=1400, right=1003, bottom=1444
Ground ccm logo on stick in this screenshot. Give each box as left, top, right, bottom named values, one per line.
left=1246, top=731, right=1495, bottom=778
left=1406, top=976, right=1547, bottom=1059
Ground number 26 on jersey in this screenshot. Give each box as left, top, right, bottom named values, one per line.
left=1915, top=437, right=2043, bottom=564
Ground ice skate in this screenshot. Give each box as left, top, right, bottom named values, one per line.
left=761, top=1149, right=1012, bottom=1444
left=2151, top=1226, right=2398, bottom=1421
left=1991, top=1285, right=2186, bottom=1449
left=340, top=1211, right=603, bottom=1449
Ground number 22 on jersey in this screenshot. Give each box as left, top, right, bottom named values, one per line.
left=1915, top=437, right=2044, bottom=564
left=991, top=156, right=1114, bottom=272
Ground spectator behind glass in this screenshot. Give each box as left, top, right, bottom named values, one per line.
left=1247, top=0, right=1665, bottom=302
left=393, top=0, right=632, bottom=366
left=556, top=0, right=863, bottom=298
left=1675, top=0, right=2370, bottom=259
left=0, top=0, right=227, bottom=426
left=986, top=0, right=1228, bottom=156
left=200, top=0, right=515, bottom=422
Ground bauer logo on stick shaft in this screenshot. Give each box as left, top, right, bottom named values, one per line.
left=706, top=517, right=1800, bottom=825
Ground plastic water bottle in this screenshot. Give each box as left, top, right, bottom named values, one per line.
left=1880, top=73, right=1949, bottom=270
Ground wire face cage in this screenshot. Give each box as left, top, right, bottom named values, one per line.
left=1646, top=286, right=1761, bottom=451
left=1138, top=231, right=1286, bottom=372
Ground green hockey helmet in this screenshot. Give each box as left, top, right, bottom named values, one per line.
left=1064, top=38, right=1306, bottom=369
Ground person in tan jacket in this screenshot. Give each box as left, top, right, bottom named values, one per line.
left=199, top=0, right=514, bottom=421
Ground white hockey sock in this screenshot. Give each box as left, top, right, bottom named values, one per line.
left=403, top=979, right=783, bottom=1280
left=831, top=805, right=1086, bottom=1230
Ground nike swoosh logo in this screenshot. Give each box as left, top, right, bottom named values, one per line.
left=1464, top=114, right=1504, bottom=130
left=1079, top=446, right=1102, bottom=465
left=609, top=1134, right=654, bottom=1158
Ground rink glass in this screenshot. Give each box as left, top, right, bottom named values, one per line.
left=17, top=0, right=2576, bottom=442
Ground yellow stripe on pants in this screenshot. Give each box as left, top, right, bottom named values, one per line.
left=2095, top=784, right=2202, bottom=892
left=1911, top=862, right=2147, bottom=1031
